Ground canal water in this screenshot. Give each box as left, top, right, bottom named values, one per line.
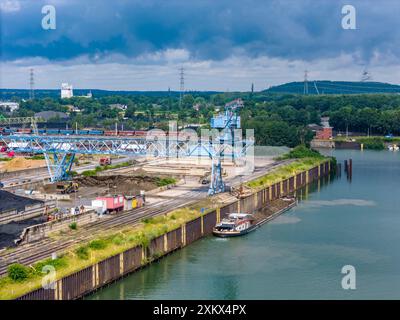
left=87, top=150, right=400, bottom=299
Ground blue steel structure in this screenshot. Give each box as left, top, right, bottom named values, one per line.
left=0, top=100, right=251, bottom=195
left=208, top=99, right=245, bottom=194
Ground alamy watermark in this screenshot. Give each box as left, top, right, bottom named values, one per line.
left=341, top=5, right=356, bottom=30
left=341, top=265, right=356, bottom=290
left=41, top=5, right=56, bottom=30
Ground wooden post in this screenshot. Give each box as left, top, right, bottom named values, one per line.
left=119, top=253, right=124, bottom=275
left=164, top=233, right=168, bottom=252
left=55, top=279, right=62, bottom=300
left=181, top=224, right=186, bottom=246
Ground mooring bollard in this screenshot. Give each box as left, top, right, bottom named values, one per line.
left=348, top=159, right=352, bottom=180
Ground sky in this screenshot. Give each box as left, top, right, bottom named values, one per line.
left=1, top=0, right=400, bottom=91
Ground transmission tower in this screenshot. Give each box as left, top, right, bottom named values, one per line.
left=29, top=68, right=35, bottom=100
left=361, top=69, right=372, bottom=82
left=303, top=70, right=309, bottom=95
left=179, top=67, right=184, bottom=108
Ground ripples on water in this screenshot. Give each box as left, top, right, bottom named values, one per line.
left=87, top=150, right=400, bottom=300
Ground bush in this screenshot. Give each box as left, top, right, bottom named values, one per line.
left=8, top=264, right=30, bottom=281
left=359, top=138, right=385, bottom=150
left=112, top=235, right=125, bottom=245
left=69, top=222, right=77, bottom=230
left=89, top=239, right=107, bottom=250
left=279, top=145, right=323, bottom=160
left=75, top=246, right=89, bottom=260
left=156, top=177, right=177, bottom=187
left=82, top=170, right=97, bottom=177
left=27, top=155, right=45, bottom=160
left=33, top=257, right=67, bottom=274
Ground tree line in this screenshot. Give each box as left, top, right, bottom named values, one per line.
left=3, top=92, right=400, bottom=147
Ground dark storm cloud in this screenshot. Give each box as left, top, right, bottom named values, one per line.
left=1, top=0, right=400, bottom=64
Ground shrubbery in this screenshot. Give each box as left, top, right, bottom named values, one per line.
left=8, top=264, right=29, bottom=281
left=279, top=145, right=323, bottom=160
left=69, top=222, right=77, bottom=230
left=75, top=246, right=89, bottom=260
left=156, top=177, right=176, bottom=187
left=89, top=239, right=107, bottom=250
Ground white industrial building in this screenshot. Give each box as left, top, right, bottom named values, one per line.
left=0, top=101, right=19, bottom=112
left=61, top=83, right=73, bottom=99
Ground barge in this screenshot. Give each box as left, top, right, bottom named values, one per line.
left=212, top=196, right=297, bottom=238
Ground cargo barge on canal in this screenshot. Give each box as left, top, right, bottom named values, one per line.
left=212, top=196, right=297, bottom=238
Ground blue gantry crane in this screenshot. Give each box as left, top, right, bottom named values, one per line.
left=0, top=100, right=252, bottom=195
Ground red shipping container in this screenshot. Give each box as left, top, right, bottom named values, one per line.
left=96, top=195, right=124, bottom=211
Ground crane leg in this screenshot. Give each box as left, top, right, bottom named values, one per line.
left=44, top=152, right=75, bottom=182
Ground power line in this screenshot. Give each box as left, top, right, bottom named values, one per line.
left=361, top=69, right=372, bottom=82
left=29, top=68, right=35, bottom=100
left=313, top=81, right=320, bottom=95
left=310, top=81, right=400, bottom=91
left=303, top=70, right=309, bottom=95
left=179, top=67, right=184, bottom=108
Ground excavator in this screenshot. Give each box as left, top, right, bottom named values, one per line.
left=56, top=181, right=79, bottom=194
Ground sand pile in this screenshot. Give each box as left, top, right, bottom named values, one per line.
left=0, top=157, right=46, bottom=173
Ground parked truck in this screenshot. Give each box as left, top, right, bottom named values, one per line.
left=99, top=157, right=112, bottom=166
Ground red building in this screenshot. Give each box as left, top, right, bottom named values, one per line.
left=315, top=127, right=333, bottom=140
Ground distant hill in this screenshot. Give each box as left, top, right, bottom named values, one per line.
left=265, top=81, right=400, bottom=95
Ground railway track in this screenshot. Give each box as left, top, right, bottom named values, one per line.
left=0, top=160, right=291, bottom=276
left=0, top=189, right=206, bottom=276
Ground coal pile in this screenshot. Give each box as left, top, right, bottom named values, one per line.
left=74, top=175, right=160, bottom=195
left=0, top=216, right=46, bottom=248
left=0, top=190, right=43, bottom=212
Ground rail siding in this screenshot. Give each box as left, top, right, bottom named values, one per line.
left=16, top=160, right=331, bottom=300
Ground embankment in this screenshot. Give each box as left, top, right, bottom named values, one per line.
left=11, top=160, right=332, bottom=300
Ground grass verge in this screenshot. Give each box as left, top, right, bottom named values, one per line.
left=0, top=200, right=213, bottom=300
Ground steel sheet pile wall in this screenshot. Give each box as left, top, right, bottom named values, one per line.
left=289, top=177, right=295, bottom=192
left=324, top=161, right=329, bottom=174
left=308, top=166, right=319, bottom=183
left=264, top=187, right=270, bottom=204
left=123, top=246, right=142, bottom=273
left=166, top=228, right=182, bottom=252
left=256, top=190, right=264, bottom=210
left=240, top=195, right=255, bottom=213
left=271, top=183, right=276, bottom=200
left=276, top=182, right=281, bottom=198
left=17, top=161, right=330, bottom=300
left=220, top=202, right=238, bottom=219
left=203, top=210, right=217, bottom=235
left=17, top=286, right=55, bottom=300
left=296, top=173, right=302, bottom=188
left=185, top=217, right=202, bottom=245
left=98, top=255, right=120, bottom=286
left=283, top=179, right=288, bottom=195
left=148, top=235, right=165, bottom=258
left=62, top=266, right=93, bottom=300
